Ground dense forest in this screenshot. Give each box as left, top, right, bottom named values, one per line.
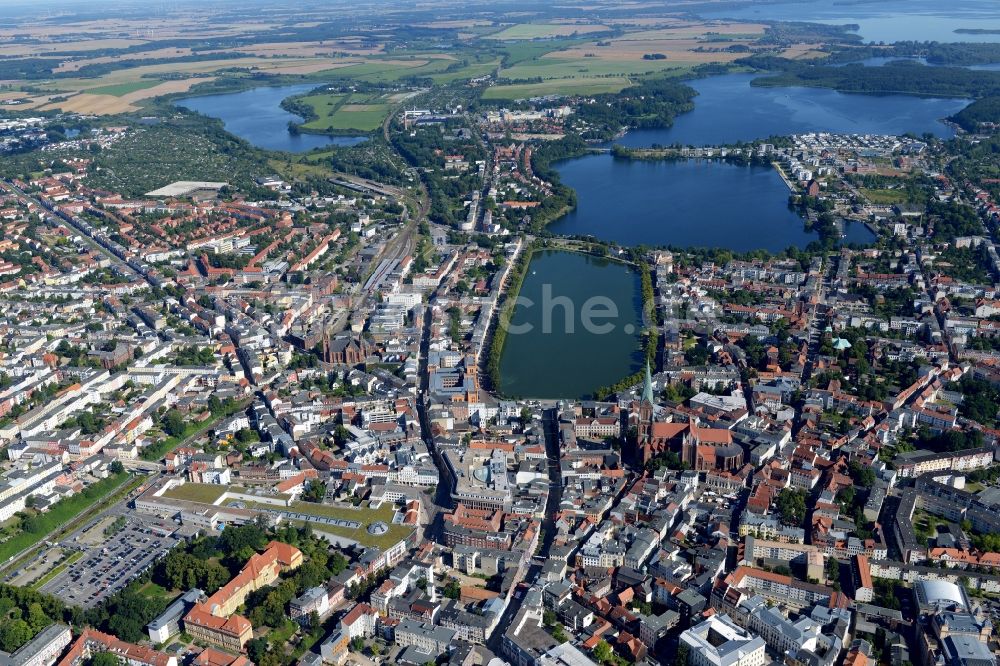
left=525, top=136, right=586, bottom=231
left=951, top=96, right=1000, bottom=131
left=741, top=56, right=1000, bottom=98
left=573, top=78, right=697, bottom=140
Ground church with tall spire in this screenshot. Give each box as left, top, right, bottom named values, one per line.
left=630, top=361, right=744, bottom=470
left=636, top=361, right=655, bottom=446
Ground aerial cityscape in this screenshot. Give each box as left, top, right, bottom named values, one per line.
left=1, top=1, right=1000, bottom=666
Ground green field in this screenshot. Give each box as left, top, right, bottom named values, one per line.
left=324, top=106, right=389, bottom=131
left=86, top=79, right=162, bottom=96
left=860, top=188, right=909, bottom=205
left=161, top=482, right=228, bottom=504
left=430, top=59, right=500, bottom=84
left=138, top=581, right=179, bottom=603
left=487, top=23, right=609, bottom=40
left=483, top=76, right=632, bottom=99
left=502, top=57, right=685, bottom=80
left=322, top=58, right=451, bottom=82
left=500, top=39, right=589, bottom=66
left=294, top=92, right=390, bottom=132
left=229, top=498, right=412, bottom=550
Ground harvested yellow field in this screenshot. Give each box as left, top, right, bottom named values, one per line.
left=208, top=40, right=384, bottom=57
left=601, top=18, right=688, bottom=26
left=42, top=93, right=135, bottom=114
left=263, top=60, right=364, bottom=75
left=0, top=38, right=147, bottom=57
left=54, top=47, right=194, bottom=73
left=555, top=38, right=752, bottom=63
left=779, top=44, right=829, bottom=59
left=40, top=76, right=215, bottom=114
left=0, top=18, right=272, bottom=42
left=621, top=23, right=767, bottom=40
left=417, top=20, right=494, bottom=29
left=121, top=77, right=216, bottom=100
left=45, top=57, right=352, bottom=95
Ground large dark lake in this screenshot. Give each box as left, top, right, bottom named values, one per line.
left=549, top=157, right=874, bottom=251
left=551, top=71, right=969, bottom=251
left=614, top=73, right=969, bottom=148
left=696, top=0, right=1000, bottom=44
left=176, top=84, right=367, bottom=153
left=498, top=251, right=645, bottom=399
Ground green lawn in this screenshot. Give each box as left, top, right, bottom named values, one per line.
left=860, top=188, right=908, bottom=205
left=483, top=77, right=632, bottom=99
left=161, top=482, right=228, bottom=505
left=86, top=79, right=162, bottom=96
left=265, top=619, right=298, bottom=646
left=295, top=92, right=390, bottom=132
left=138, top=581, right=179, bottom=603
left=324, top=106, right=390, bottom=131
left=230, top=499, right=413, bottom=550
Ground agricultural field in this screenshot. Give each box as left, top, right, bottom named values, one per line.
left=319, top=56, right=454, bottom=82
left=501, top=57, right=687, bottom=80
left=294, top=91, right=392, bottom=132
left=429, top=59, right=500, bottom=84
left=482, top=76, right=632, bottom=100
left=37, top=77, right=215, bottom=115
left=500, top=20, right=768, bottom=82
left=13, top=57, right=361, bottom=113
left=85, top=80, right=164, bottom=97
left=487, top=23, right=611, bottom=40
left=52, top=47, right=195, bottom=73
left=0, top=38, right=147, bottom=56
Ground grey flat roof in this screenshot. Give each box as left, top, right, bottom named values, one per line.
left=145, top=181, right=227, bottom=197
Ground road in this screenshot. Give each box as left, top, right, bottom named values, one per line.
left=485, top=407, right=563, bottom=654
left=2, top=180, right=147, bottom=282
left=0, top=472, right=150, bottom=579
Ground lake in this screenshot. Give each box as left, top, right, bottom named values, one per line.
left=696, top=0, right=1000, bottom=44
left=176, top=84, right=368, bottom=153
left=498, top=250, right=645, bottom=398
left=549, top=157, right=874, bottom=251
left=614, top=73, right=969, bottom=148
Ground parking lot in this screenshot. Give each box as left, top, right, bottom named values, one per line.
left=39, top=516, right=181, bottom=608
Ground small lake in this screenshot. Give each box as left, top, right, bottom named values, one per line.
left=614, top=73, right=969, bottom=148
left=176, top=84, right=368, bottom=153
left=498, top=250, right=644, bottom=399
left=696, top=0, right=1000, bottom=44
left=550, top=157, right=873, bottom=251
